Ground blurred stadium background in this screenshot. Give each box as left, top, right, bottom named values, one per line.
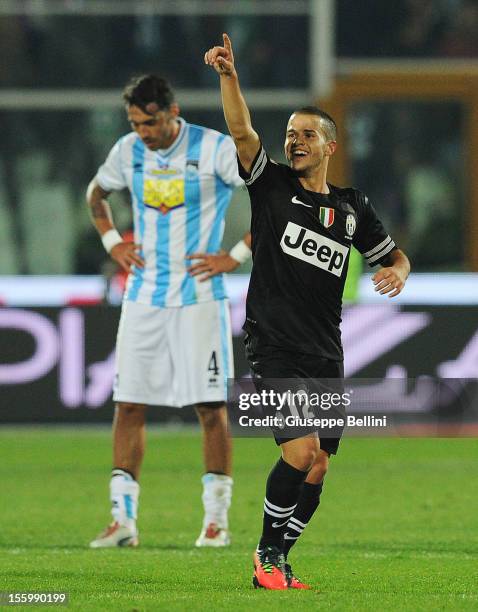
left=1, top=2, right=477, bottom=609
left=0, top=0, right=477, bottom=424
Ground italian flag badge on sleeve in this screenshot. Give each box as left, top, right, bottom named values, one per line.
left=319, top=207, right=335, bottom=228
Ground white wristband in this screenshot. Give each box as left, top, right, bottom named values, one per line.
left=101, top=229, right=123, bottom=253
left=229, top=239, right=251, bottom=264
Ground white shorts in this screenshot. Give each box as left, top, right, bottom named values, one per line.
left=113, top=299, right=234, bottom=407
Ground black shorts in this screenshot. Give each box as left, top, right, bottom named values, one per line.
left=245, top=334, right=344, bottom=455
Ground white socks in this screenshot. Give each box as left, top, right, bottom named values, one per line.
left=108, top=470, right=231, bottom=534
left=201, top=473, right=233, bottom=529
left=110, top=469, right=140, bottom=532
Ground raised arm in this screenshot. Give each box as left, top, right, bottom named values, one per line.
left=205, top=34, right=260, bottom=173
left=86, top=177, right=144, bottom=272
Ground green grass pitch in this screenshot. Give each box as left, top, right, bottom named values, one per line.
left=0, top=428, right=477, bottom=611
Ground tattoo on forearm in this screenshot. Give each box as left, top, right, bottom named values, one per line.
left=90, top=201, right=108, bottom=219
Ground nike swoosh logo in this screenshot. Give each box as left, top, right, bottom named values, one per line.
left=283, top=532, right=300, bottom=540
left=291, top=196, right=313, bottom=208
left=272, top=520, right=290, bottom=528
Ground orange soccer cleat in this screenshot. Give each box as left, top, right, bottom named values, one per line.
left=252, top=546, right=288, bottom=590
left=284, top=563, right=311, bottom=589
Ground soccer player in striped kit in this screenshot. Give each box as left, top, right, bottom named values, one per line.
left=87, top=75, right=250, bottom=548
left=205, top=35, right=410, bottom=589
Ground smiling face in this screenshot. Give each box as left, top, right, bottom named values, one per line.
left=127, top=103, right=180, bottom=150
left=284, top=112, right=337, bottom=177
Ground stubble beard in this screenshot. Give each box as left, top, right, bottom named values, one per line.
left=289, top=151, right=324, bottom=178
left=290, top=162, right=316, bottom=178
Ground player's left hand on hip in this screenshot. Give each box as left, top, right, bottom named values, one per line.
left=186, top=250, right=239, bottom=281
left=372, top=267, right=406, bottom=298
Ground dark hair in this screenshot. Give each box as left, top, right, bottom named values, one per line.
left=123, top=75, right=175, bottom=113
left=293, top=106, right=337, bottom=141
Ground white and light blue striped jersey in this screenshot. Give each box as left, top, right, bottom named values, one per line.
left=96, top=118, right=243, bottom=307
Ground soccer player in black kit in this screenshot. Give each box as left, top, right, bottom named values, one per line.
left=205, top=34, right=410, bottom=590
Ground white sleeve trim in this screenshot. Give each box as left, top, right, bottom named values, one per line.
left=366, top=238, right=396, bottom=265
left=244, top=147, right=267, bottom=186
left=363, top=236, right=391, bottom=259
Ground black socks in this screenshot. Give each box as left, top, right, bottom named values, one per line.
left=259, top=458, right=308, bottom=550
left=283, top=481, right=323, bottom=558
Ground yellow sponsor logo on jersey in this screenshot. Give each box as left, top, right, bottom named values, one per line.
left=143, top=178, right=185, bottom=214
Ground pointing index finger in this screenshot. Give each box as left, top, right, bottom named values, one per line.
left=223, top=32, right=232, bottom=52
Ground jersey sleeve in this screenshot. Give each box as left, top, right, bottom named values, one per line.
left=237, top=144, right=277, bottom=189
left=214, top=135, right=244, bottom=188
left=353, top=193, right=397, bottom=267
left=96, top=139, right=127, bottom=192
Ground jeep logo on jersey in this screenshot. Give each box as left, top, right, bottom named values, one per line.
left=280, top=222, right=349, bottom=277
left=319, top=207, right=335, bottom=228
left=346, top=214, right=356, bottom=237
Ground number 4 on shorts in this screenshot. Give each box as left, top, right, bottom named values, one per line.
left=208, top=351, right=220, bottom=376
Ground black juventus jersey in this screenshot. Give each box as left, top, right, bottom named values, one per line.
left=239, top=146, right=397, bottom=360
